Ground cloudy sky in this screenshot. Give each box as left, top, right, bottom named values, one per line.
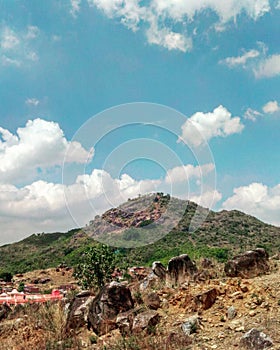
left=0, top=0, right=279, bottom=245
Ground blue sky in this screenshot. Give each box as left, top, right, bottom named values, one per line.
left=0, top=0, right=280, bottom=244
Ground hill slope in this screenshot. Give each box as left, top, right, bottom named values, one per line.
left=0, top=193, right=280, bottom=274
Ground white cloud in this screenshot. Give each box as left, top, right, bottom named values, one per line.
left=25, top=98, right=40, bottom=106
left=179, top=105, right=244, bottom=147
left=262, top=100, right=280, bottom=114
left=220, top=49, right=260, bottom=68
left=70, top=0, right=82, bottom=18
left=190, top=190, right=222, bottom=208
left=83, top=0, right=271, bottom=52
left=0, top=160, right=218, bottom=243
left=0, top=25, right=39, bottom=67
left=223, top=182, right=280, bottom=226
left=244, top=108, right=262, bottom=121
left=165, top=163, right=214, bottom=184
left=0, top=119, right=93, bottom=183
left=253, top=54, right=280, bottom=78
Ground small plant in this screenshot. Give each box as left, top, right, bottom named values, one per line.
left=89, top=335, right=98, bottom=344
left=17, top=281, right=25, bottom=292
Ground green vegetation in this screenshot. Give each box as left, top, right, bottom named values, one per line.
left=74, top=244, right=117, bottom=290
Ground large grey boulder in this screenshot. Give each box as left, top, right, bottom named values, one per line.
left=225, top=248, right=269, bottom=278
left=240, top=328, right=273, bottom=349
left=152, top=261, right=166, bottom=279
left=166, top=254, right=197, bottom=286
left=87, top=281, right=134, bottom=335
left=66, top=292, right=94, bottom=330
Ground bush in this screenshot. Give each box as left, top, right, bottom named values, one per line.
left=74, top=244, right=117, bottom=290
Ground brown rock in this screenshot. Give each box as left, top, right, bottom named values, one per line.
left=224, top=248, right=269, bottom=278
left=87, top=281, right=134, bottom=335
left=152, top=261, right=166, bottom=279
left=166, top=254, right=197, bottom=287
left=144, top=292, right=161, bottom=310
left=194, top=288, right=217, bottom=311
left=132, top=310, right=160, bottom=334
left=240, top=328, right=273, bottom=349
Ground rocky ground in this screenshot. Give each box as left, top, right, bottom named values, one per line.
left=0, top=251, right=280, bottom=350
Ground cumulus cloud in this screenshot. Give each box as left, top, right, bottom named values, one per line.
left=220, top=49, right=260, bottom=67
left=262, top=100, right=280, bottom=114
left=179, top=105, right=244, bottom=147
left=223, top=182, right=280, bottom=226
left=253, top=54, right=280, bottom=78
left=0, top=119, right=93, bottom=183
left=70, top=0, right=82, bottom=18
left=80, top=0, right=272, bottom=52
left=165, top=163, right=214, bottom=184
left=244, top=108, right=262, bottom=121
left=0, top=160, right=218, bottom=243
left=0, top=25, right=39, bottom=67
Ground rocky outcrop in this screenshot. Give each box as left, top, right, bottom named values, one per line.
left=166, top=254, right=197, bottom=286
left=152, top=261, right=166, bottom=279
left=240, top=328, right=273, bottom=349
left=224, top=248, right=269, bottom=278
left=87, top=282, right=134, bottom=335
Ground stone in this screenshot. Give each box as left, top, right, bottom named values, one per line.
left=140, top=272, right=160, bottom=291
left=240, top=328, right=273, bottom=349
left=87, top=281, right=134, bottom=335
left=152, top=261, right=166, bottom=279
left=227, top=306, right=237, bottom=320
left=181, top=315, right=199, bottom=335
left=116, top=307, right=143, bottom=336
left=224, top=248, right=269, bottom=278
left=193, top=288, right=217, bottom=311
left=166, top=254, right=197, bottom=287
left=143, top=292, right=161, bottom=310
left=132, top=310, right=160, bottom=334
left=66, top=293, right=94, bottom=330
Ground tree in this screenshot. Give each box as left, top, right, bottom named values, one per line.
left=74, top=244, right=117, bottom=290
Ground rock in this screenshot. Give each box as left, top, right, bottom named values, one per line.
left=66, top=293, right=94, bottom=330
left=227, top=306, right=237, bottom=320
left=165, top=332, right=192, bottom=349
left=87, top=281, right=134, bottom=335
left=181, top=315, right=199, bottom=335
left=0, top=304, right=11, bottom=321
left=132, top=310, right=160, bottom=334
left=140, top=272, right=160, bottom=291
left=240, top=328, right=273, bottom=349
left=116, top=307, right=143, bottom=336
left=224, top=248, right=269, bottom=278
left=194, top=288, right=217, bottom=311
left=166, top=254, right=197, bottom=287
left=143, top=292, right=161, bottom=310
left=152, top=261, right=166, bottom=279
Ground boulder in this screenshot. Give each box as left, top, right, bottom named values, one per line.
left=240, top=328, right=273, bottom=349
left=87, top=282, right=134, bottom=335
left=116, top=307, right=143, bottom=336
left=166, top=254, right=197, bottom=287
left=224, top=248, right=269, bottom=278
left=200, top=258, right=214, bottom=269
left=152, top=261, right=166, bottom=279
left=193, top=288, right=217, bottom=311
left=143, top=292, right=161, bottom=310
left=140, top=272, right=160, bottom=291
left=132, top=310, right=160, bottom=334
left=66, top=292, right=94, bottom=330
left=181, top=315, right=200, bottom=335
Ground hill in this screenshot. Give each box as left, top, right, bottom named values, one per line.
left=0, top=193, right=280, bottom=275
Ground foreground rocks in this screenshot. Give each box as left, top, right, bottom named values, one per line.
left=87, top=282, right=134, bottom=335
left=224, top=248, right=269, bottom=278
